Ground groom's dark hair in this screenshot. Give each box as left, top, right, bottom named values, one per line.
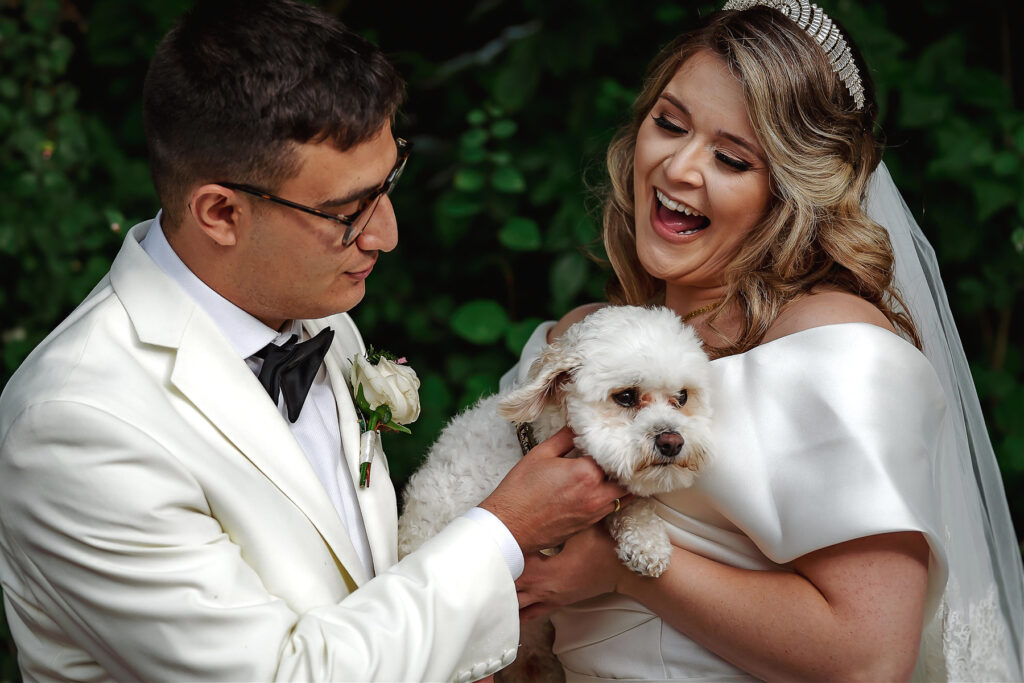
left=143, top=0, right=405, bottom=229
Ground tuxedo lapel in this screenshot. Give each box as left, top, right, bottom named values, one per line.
left=171, top=320, right=371, bottom=586
left=111, top=223, right=371, bottom=587
left=307, top=318, right=399, bottom=574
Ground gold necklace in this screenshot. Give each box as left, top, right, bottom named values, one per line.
left=682, top=301, right=722, bottom=322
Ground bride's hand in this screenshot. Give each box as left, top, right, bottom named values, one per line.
left=515, top=523, right=628, bottom=620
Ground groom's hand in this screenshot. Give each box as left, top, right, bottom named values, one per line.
left=479, top=427, right=630, bottom=554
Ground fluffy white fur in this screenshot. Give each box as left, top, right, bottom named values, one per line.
left=398, top=306, right=713, bottom=682
left=398, top=304, right=714, bottom=576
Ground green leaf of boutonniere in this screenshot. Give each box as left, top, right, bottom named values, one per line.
left=365, top=343, right=400, bottom=365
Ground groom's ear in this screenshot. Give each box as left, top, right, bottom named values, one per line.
left=188, top=184, right=248, bottom=247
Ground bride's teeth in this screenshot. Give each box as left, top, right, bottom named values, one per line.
left=656, top=189, right=704, bottom=217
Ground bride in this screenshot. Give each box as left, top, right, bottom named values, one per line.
left=506, top=1, right=1024, bottom=680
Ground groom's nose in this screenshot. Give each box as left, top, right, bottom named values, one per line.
left=356, top=194, right=398, bottom=253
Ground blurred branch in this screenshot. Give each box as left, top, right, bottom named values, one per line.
left=422, top=20, right=541, bottom=87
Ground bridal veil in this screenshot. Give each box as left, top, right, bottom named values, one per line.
left=866, top=162, right=1024, bottom=680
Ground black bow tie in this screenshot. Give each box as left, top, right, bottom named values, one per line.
left=253, top=327, right=335, bottom=422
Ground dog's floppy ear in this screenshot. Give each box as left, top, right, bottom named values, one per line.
left=498, top=342, right=580, bottom=423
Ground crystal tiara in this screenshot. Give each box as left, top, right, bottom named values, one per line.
left=721, top=0, right=866, bottom=110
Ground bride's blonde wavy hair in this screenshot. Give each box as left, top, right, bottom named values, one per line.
left=602, top=7, right=920, bottom=355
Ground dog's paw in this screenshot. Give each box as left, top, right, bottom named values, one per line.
left=607, top=502, right=673, bottom=578
left=616, top=541, right=671, bottom=578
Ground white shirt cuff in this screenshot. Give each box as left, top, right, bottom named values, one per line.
left=461, top=507, right=525, bottom=580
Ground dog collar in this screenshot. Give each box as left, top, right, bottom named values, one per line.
left=515, top=422, right=537, bottom=455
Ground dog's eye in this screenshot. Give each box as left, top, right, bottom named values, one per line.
left=675, top=389, right=688, bottom=406
left=612, top=389, right=638, bottom=407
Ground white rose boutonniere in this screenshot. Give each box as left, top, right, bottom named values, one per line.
left=350, top=345, right=421, bottom=487
left=351, top=355, right=421, bottom=425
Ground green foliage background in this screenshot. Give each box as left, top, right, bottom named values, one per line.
left=0, top=0, right=1021, bottom=677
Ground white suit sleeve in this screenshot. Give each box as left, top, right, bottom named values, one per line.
left=0, top=400, right=519, bottom=682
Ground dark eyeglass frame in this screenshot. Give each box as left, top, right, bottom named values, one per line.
left=219, top=137, right=410, bottom=246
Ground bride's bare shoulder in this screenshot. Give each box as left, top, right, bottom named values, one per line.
left=762, top=291, right=895, bottom=344
left=548, top=303, right=609, bottom=343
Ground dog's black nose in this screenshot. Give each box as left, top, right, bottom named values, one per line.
left=655, top=431, right=684, bottom=458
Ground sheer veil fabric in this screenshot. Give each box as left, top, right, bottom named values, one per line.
left=866, top=162, right=1024, bottom=680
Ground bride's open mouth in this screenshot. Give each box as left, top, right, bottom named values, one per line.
left=655, top=188, right=710, bottom=235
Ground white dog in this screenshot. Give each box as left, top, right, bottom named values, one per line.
left=398, top=304, right=714, bottom=578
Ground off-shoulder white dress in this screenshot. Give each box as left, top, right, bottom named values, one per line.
left=502, top=321, right=949, bottom=682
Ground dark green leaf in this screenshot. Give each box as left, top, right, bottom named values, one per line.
left=354, top=383, right=371, bottom=414
left=418, top=372, right=453, bottom=417
left=1012, top=227, right=1024, bottom=254
left=32, top=90, right=54, bottom=117
left=956, top=69, right=1011, bottom=109
left=451, top=299, right=510, bottom=345
left=434, top=192, right=482, bottom=244
left=490, top=120, right=517, bottom=139
left=383, top=421, right=412, bottom=435
left=491, top=165, right=526, bottom=193
left=955, top=277, right=986, bottom=314
left=898, top=90, right=950, bottom=128
left=49, top=36, right=73, bottom=73
left=972, top=180, right=1016, bottom=221
left=24, top=0, right=60, bottom=31
left=498, top=217, right=542, bottom=251
left=456, top=371, right=500, bottom=411
left=505, top=317, right=545, bottom=355
left=453, top=168, right=485, bottom=192
left=655, top=4, right=687, bottom=24
left=492, top=49, right=538, bottom=112
left=550, top=251, right=589, bottom=313
left=460, top=128, right=488, bottom=149
left=992, top=151, right=1019, bottom=177
left=489, top=151, right=512, bottom=166
left=0, top=78, right=18, bottom=100
left=999, top=435, right=1024, bottom=475
left=457, top=145, right=487, bottom=164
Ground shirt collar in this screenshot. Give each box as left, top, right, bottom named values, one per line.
left=139, top=212, right=298, bottom=358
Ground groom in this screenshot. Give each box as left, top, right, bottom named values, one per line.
left=0, top=1, right=626, bottom=681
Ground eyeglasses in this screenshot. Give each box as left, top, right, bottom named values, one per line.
left=220, top=137, right=411, bottom=246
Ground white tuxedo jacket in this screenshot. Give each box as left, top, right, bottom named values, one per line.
left=0, top=220, right=518, bottom=682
